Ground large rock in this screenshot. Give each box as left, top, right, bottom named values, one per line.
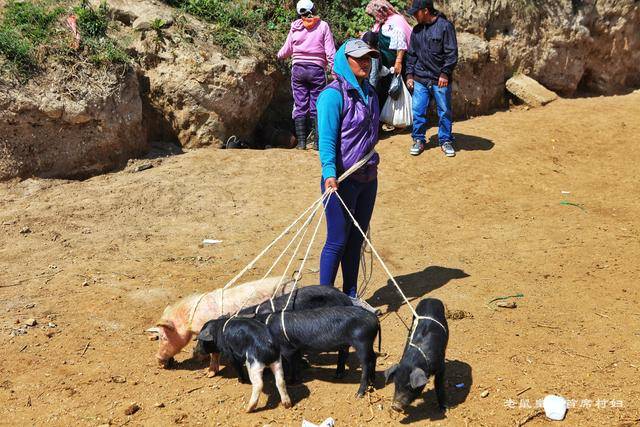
left=452, top=32, right=507, bottom=118
left=91, top=0, right=174, bottom=28
left=442, top=0, right=640, bottom=96
left=506, top=74, right=558, bottom=107
left=111, top=0, right=278, bottom=148
left=0, top=68, right=146, bottom=180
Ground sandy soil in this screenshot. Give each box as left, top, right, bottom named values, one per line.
left=1, top=91, right=639, bottom=427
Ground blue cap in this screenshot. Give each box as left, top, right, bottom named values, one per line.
left=407, top=0, right=434, bottom=15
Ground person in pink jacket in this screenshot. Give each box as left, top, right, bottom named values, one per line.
left=278, top=0, right=336, bottom=150
left=365, top=0, right=413, bottom=110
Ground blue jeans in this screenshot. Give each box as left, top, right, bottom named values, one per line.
left=319, top=178, right=377, bottom=298
left=411, top=80, right=453, bottom=144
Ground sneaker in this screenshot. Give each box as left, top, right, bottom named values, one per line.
left=441, top=141, right=455, bottom=157
left=350, top=296, right=382, bottom=316
left=410, top=140, right=426, bottom=156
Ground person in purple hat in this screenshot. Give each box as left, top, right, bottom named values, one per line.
left=316, top=39, right=381, bottom=314
left=278, top=0, right=336, bottom=150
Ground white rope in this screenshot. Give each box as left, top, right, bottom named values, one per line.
left=187, top=293, right=207, bottom=330
left=218, top=191, right=328, bottom=315
left=222, top=315, right=234, bottom=333
left=337, top=149, right=376, bottom=184
left=357, top=228, right=373, bottom=298
left=408, top=316, right=448, bottom=364
left=229, top=191, right=330, bottom=318
left=213, top=149, right=377, bottom=329
left=331, top=190, right=419, bottom=318
left=266, top=191, right=330, bottom=310
left=331, top=190, right=447, bottom=352
left=280, top=192, right=329, bottom=342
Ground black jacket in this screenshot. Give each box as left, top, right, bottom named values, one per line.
left=406, top=15, right=458, bottom=85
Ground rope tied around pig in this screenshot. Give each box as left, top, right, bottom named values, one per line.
left=197, top=148, right=444, bottom=354
left=205, top=149, right=377, bottom=333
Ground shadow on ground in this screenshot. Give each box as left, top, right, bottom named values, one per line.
left=367, top=266, right=470, bottom=313
left=398, top=359, right=473, bottom=424
left=427, top=133, right=494, bottom=151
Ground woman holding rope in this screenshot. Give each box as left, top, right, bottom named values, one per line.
left=316, top=39, right=381, bottom=314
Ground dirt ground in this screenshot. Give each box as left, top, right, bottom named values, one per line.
left=1, top=91, right=639, bottom=426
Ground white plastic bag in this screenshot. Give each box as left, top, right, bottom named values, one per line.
left=380, top=77, right=412, bottom=128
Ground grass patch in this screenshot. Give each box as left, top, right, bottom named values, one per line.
left=0, top=26, right=37, bottom=72
left=73, top=0, right=129, bottom=65
left=0, top=0, right=129, bottom=80
left=73, top=0, right=109, bottom=38
left=3, top=0, right=64, bottom=43
left=0, top=0, right=64, bottom=74
left=163, top=0, right=407, bottom=57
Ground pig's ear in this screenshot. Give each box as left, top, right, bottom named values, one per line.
left=409, top=368, right=428, bottom=389
left=384, top=364, right=398, bottom=384
left=197, top=327, right=215, bottom=342
left=156, top=319, right=175, bottom=331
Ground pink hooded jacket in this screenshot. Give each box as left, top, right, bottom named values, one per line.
left=277, top=19, right=336, bottom=70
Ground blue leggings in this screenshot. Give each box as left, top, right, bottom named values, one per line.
left=319, top=178, right=377, bottom=297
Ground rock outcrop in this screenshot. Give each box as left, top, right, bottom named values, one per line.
left=0, top=68, right=146, bottom=180
left=106, top=0, right=278, bottom=149
left=444, top=0, right=640, bottom=96
left=1, top=0, right=639, bottom=180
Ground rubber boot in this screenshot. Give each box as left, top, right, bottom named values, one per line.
left=308, top=117, right=319, bottom=151
left=294, top=117, right=307, bottom=150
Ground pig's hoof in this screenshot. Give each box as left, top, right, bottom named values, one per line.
left=282, top=399, right=292, bottom=409
left=245, top=405, right=257, bottom=413
left=355, top=391, right=365, bottom=398
left=391, top=404, right=404, bottom=413
left=206, top=370, right=217, bottom=378
left=158, top=357, right=175, bottom=369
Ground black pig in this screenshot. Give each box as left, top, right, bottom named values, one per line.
left=258, top=306, right=380, bottom=397
left=238, top=285, right=353, bottom=316
left=194, top=317, right=292, bottom=412
left=384, top=298, right=448, bottom=412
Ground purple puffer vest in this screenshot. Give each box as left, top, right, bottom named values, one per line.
left=326, top=75, right=380, bottom=182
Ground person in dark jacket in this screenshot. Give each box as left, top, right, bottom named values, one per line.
left=405, top=0, right=458, bottom=157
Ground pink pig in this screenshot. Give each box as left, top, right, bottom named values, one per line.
left=149, top=276, right=295, bottom=367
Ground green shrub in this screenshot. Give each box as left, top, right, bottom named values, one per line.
left=161, top=0, right=407, bottom=56
left=71, top=1, right=129, bottom=65
left=74, top=0, right=109, bottom=38
left=0, top=26, right=36, bottom=71
left=0, top=0, right=129, bottom=78
left=0, top=0, right=64, bottom=74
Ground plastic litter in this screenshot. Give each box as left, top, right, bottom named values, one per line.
left=455, top=383, right=465, bottom=388
left=543, top=394, right=567, bottom=421
left=487, top=293, right=524, bottom=309
left=202, top=239, right=223, bottom=245
left=560, top=200, right=586, bottom=212
left=302, top=418, right=335, bottom=427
